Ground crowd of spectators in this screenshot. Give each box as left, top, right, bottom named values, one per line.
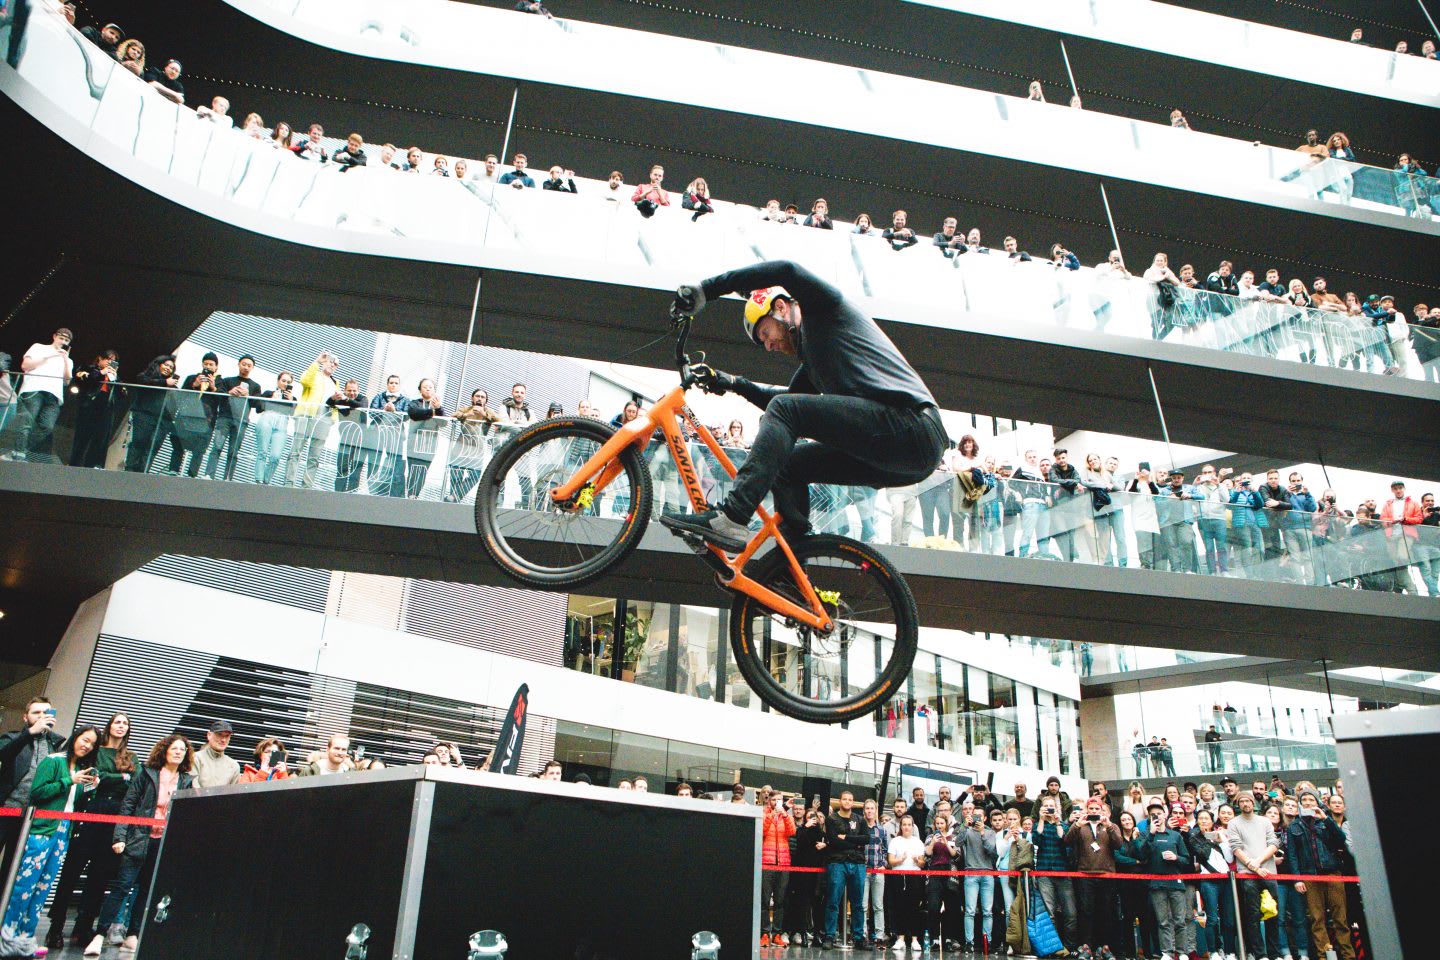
left=1346, top=26, right=1438, bottom=59
left=745, top=774, right=1361, bottom=960
left=2, top=331, right=1435, bottom=595
left=43, top=0, right=1440, bottom=369
left=0, top=688, right=1376, bottom=960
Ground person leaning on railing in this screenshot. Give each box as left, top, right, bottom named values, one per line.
left=252, top=370, right=296, bottom=486
left=446, top=389, right=500, bottom=503
left=123, top=355, right=177, bottom=474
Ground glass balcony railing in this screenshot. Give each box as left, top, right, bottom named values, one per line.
left=902, top=0, right=1440, bottom=107
left=231, top=0, right=1440, bottom=227
left=1110, top=734, right=1338, bottom=781
left=9, top=10, right=1433, bottom=387
left=4, top=372, right=1437, bottom=598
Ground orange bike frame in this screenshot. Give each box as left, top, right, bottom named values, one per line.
left=549, top=385, right=833, bottom=632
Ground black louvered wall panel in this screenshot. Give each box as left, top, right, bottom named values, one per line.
left=77, top=636, right=555, bottom=772
left=138, top=556, right=331, bottom=613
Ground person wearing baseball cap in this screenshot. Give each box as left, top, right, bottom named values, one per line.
left=192, top=721, right=240, bottom=787
left=78, top=22, right=124, bottom=57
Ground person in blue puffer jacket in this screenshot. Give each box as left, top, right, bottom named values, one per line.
left=1227, top=472, right=1268, bottom=576
left=1282, top=470, right=1320, bottom=584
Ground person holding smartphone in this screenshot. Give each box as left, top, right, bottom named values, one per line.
left=922, top=812, right=962, bottom=951
left=0, top=725, right=99, bottom=958
left=11, top=326, right=73, bottom=462
left=0, top=697, right=69, bottom=883
left=1131, top=803, right=1195, bottom=958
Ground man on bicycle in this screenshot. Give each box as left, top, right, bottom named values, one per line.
left=662, top=259, right=948, bottom=551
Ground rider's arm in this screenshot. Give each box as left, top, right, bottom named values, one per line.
left=700, top=260, right=843, bottom=317
left=728, top=366, right=815, bottom=411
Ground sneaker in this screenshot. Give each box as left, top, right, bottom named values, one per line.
left=45, top=927, right=66, bottom=949
left=83, top=934, right=104, bottom=957
left=761, top=932, right=770, bottom=946
left=122, top=935, right=139, bottom=951
left=106, top=924, right=127, bottom=945
left=776, top=932, right=790, bottom=947
left=910, top=938, right=922, bottom=952
left=659, top=506, right=750, bottom=552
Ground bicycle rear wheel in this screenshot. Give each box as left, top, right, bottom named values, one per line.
left=475, top=416, right=652, bottom=589
left=729, top=535, right=918, bottom=724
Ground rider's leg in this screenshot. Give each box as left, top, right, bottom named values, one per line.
left=722, top=394, right=945, bottom=528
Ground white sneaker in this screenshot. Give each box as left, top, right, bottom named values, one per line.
left=892, top=938, right=905, bottom=952
left=910, top=938, right=922, bottom=951
left=83, top=934, right=104, bottom=957
left=122, top=934, right=139, bottom=951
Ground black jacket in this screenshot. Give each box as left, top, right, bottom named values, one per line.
left=0, top=728, right=68, bottom=803
left=113, top=765, right=196, bottom=857
left=906, top=800, right=930, bottom=834
left=825, top=808, right=870, bottom=864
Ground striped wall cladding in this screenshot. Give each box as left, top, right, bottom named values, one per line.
left=78, top=634, right=556, bottom=774
left=138, top=556, right=331, bottom=613
left=403, top=578, right=566, bottom=665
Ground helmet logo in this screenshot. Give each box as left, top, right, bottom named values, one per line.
left=750, top=288, right=772, bottom=305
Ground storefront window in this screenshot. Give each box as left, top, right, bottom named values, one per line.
left=565, top=596, right=618, bottom=676
left=966, top=665, right=995, bottom=761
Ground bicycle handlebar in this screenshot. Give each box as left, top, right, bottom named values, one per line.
left=670, top=311, right=701, bottom=389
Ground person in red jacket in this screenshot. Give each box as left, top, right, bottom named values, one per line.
left=1380, top=480, right=1424, bottom=590
left=760, top=787, right=796, bottom=946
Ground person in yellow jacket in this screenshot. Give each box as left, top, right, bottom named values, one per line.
left=286, top=350, right=342, bottom=488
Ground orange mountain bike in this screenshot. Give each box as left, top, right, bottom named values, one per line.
left=474, top=315, right=918, bottom=724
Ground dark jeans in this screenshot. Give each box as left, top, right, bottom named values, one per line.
left=824, top=861, right=866, bottom=941
left=71, top=399, right=114, bottom=467
left=924, top=874, right=963, bottom=944
left=203, top=417, right=248, bottom=480
left=760, top=868, right=787, bottom=934
left=720, top=395, right=947, bottom=535
left=99, top=843, right=159, bottom=937
left=48, top=805, right=121, bottom=935
left=13, top=391, right=60, bottom=460
left=125, top=412, right=166, bottom=473
left=1074, top=876, right=1117, bottom=949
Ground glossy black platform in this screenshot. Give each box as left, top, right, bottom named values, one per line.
left=134, top=766, right=761, bottom=959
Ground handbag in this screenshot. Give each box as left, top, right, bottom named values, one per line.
left=1089, top=486, right=1113, bottom=511
left=1260, top=887, right=1278, bottom=921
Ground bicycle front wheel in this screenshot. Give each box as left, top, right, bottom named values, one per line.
left=729, top=535, right=918, bottom=724
left=475, top=416, right=652, bottom=589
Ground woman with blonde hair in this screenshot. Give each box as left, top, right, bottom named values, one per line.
left=241, top=112, right=266, bottom=138
left=115, top=38, right=145, bottom=75
left=682, top=177, right=714, bottom=221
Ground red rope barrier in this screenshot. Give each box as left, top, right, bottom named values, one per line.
left=0, top=807, right=166, bottom=828
left=762, top=864, right=1359, bottom=882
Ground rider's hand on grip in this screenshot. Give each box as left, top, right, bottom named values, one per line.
left=691, top=363, right=736, bottom=396
left=673, top=283, right=706, bottom=316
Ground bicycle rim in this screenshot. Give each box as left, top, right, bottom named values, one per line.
left=475, top=417, right=651, bottom=588
left=729, top=535, right=918, bottom=724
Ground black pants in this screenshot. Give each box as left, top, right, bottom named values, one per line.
left=785, top=871, right=818, bottom=937
left=924, top=874, right=963, bottom=943
left=71, top=399, right=114, bottom=467
left=885, top=873, right=925, bottom=939
left=167, top=417, right=213, bottom=476
left=1239, top=877, right=1279, bottom=959
left=1075, top=876, right=1118, bottom=949
left=48, top=803, right=121, bottom=935
left=125, top=412, right=163, bottom=472
left=720, top=395, right=947, bottom=535
left=203, top=417, right=248, bottom=480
